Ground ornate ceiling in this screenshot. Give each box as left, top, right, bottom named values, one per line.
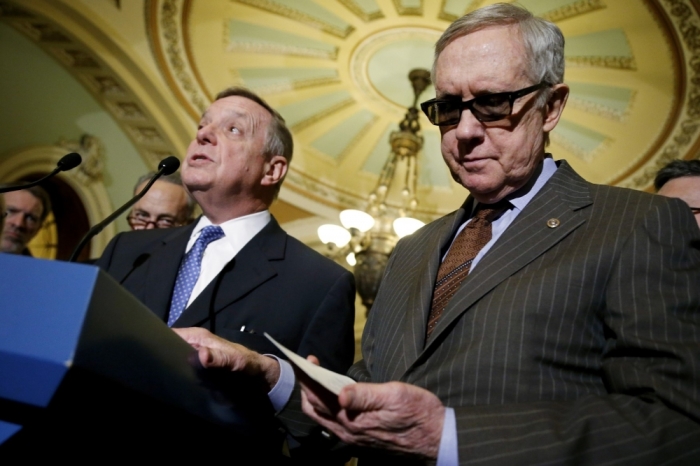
left=2, top=0, right=700, bottom=224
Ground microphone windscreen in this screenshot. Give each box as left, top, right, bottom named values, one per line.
left=158, top=156, right=181, bottom=175
left=57, top=152, right=82, bottom=171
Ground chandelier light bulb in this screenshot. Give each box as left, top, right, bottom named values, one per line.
left=346, top=252, right=357, bottom=266
left=393, top=217, right=425, bottom=238
left=317, top=224, right=352, bottom=247
left=340, top=209, right=375, bottom=232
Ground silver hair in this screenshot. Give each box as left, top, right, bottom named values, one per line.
left=434, top=3, right=565, bottom=106
left=215, top=87, right=294, bottom=164
left=214, top=87, right=293, bottom=198
left=133, top=171, right=195, bottom=220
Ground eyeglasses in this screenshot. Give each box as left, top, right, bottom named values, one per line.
left=127, top=213, right=181, bottom=230
left=690, top=207, right=700, bottom=215
left=420, top=82, right=549, bottom=126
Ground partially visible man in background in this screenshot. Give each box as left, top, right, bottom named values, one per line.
left=127, top=172, right=194, bottom=230
left=655, top=159, right=700, bottom=228
left=0, top=193, right=5, bottom=239
left=1, top=187, right=51, bottom=255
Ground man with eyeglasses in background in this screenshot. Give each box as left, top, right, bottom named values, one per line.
left=655, top=159, right=700, bottom=229
left=0, top=187, right=51, bottom=256
left=177, top=4, right=700, bottom=464
left=127, top=172, right=194, bottom=230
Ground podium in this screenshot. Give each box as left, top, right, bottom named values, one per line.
left=0, top=255, right=278, bottom=459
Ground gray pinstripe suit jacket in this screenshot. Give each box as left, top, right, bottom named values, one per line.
left=342, top=160, right=700, bottom=465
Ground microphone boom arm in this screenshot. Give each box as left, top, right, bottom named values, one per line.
left=68, top=156, right=180, bottom=262
left=0, top=153, right=82, bottom=194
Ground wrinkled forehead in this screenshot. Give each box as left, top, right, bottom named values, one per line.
left=5, top=190, right=44, bottom=214
left=206, top=96, right=272, bottom=131
left=434, top=26, right=530, bottom=93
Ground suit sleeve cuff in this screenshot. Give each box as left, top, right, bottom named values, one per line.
left=437, top=407, right=458, bottom=466
left=266, top=356, right=295, bottom=413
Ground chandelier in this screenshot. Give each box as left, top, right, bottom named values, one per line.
left=318, top=69, right=431, bottom=313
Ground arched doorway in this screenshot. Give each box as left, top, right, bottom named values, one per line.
left=16, top=172, right=91, bottom=261
left=0, top=144, right=116, bottom=260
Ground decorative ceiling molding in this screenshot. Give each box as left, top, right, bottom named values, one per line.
left=224, top=19, right=339, bottom=59
left=0, top=0, right=184, bottom=171
left=338, top=0, right=384, bottom=22
left=393, top=0, right=423, bottom=16
left=534, top=0, right=607, bottom=22
left=566, top=82, right=636, bottom=122
left=622, top=0, right=700, bottom=188
left=146, top=0, right=699, bottom=219
left=150, top=0, right=209, bottom=119
left=233, top=0, right=355, bottom=38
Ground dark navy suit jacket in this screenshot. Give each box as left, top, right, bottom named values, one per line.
left=97, top=216, right=356, bottom=374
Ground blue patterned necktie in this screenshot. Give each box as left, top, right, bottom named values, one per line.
left=167, top=225, right=225, bottom=327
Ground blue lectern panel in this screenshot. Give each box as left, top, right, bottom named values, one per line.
left=0, top=421, right=21, bottom=444
left=0, top=255, right=98, bottom=407
left=0, top=254, right=269, bottom=452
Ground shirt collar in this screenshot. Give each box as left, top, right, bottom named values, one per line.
left=474, top=154, right=557, bottom=214
left=192, top=210, right=271, bottom=242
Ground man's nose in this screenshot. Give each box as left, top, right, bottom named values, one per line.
left=196, top=123, right=216, bottom=144
left=6, top=212, right=27, bottom=229
left=454, top=109, right=485, bottom=141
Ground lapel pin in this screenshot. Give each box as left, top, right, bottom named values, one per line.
left=547, top=218, right=560, bottom=228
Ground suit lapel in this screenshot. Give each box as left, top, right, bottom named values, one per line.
left=422, top=161, right=593, bottom=355
left=139, top=224, right=195, bottom=321
left=401, top=204, right=472, bottom=364
left=173, top=218, right=286, bottom=328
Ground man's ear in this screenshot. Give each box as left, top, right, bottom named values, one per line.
left=261, top=155, right=288, bottom=187
left=542, top=83, right=569, bottom=133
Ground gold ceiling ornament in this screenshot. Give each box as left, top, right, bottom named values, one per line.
left=349, top=26, right=442, bottom=114
left=338, top=0, right=384, bottom=22
left=624, top=0, right=700, bottom=188
left=145, top=0, right=699, bottom=216
left=318, top=69, right=431, bottom=313
left=149, top=0, right=209, bottom=118
left=58, top=134, right=105, bottom=185
left=0, top=0, right=189, bottom=173
left=233, top=0, right=355, bottom=38
left=538, top=0, right=606, bottom=22
left=393, top=0, right=423, bottom=16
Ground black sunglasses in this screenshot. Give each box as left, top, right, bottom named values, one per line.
left=420, top=82, right=549, bottom=126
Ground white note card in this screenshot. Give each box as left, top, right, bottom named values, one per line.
left=264, top=332, right=356, bottom=395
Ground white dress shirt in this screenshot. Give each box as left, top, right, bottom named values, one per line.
left=184, top=210, right=271, bottom=308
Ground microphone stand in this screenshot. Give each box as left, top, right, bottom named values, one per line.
left=68, top=156, right=180, bottom=262
left=0, top=153, right=82, bottom=194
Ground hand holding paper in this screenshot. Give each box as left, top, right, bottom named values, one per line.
left=264, top=332, right=355, bottom=395
left=265, top=333, right=444, bottom=459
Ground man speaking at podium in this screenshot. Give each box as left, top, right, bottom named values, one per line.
left=97, top=87, right=355, bottom=376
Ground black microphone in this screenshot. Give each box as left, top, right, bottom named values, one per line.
left=0, top=153, right=82, bottom=194
left=68, top=156, right=181, bottom=262
left=158, top=156, right=180, bottom=175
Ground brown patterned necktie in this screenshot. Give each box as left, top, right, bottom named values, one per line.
left=426, top=203, right=507, bottom=339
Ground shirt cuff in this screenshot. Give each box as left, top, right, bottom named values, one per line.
left=266, top=355, right=295, bottom=412
left=436, top=407, right=458, bottom=466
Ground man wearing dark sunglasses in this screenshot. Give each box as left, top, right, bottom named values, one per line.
left=176, top=3, right=700, bottom=465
